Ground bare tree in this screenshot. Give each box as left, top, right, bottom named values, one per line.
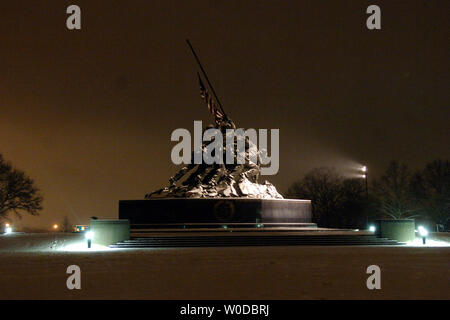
left=411, top=159, right=449, bottom=230
left=286, top=167, right=366, bottom=228
left=61, top=215, right=72, bottom=232
left=0, top=154, right=43, bottom=219
left=371, top=161, right=418, bottom=219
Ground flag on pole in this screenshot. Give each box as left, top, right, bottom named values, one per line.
left=198, top=73, right=224, bottom=126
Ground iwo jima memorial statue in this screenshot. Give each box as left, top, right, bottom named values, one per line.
left=119, top=40, right=313, bottom=228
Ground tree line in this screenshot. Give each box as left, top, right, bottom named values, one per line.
left=286, top=159, right=449, bottom=231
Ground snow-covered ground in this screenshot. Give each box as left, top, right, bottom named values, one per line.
left=0, top=233, right=448, bottom=299
left=0, top=233, right=86, bottom=251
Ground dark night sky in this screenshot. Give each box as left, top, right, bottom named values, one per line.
left=0, top=1, right=448, bottom=228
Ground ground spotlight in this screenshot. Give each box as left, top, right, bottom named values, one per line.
left=418, top=226, right=428, bottom=244
left=369, top=225, right=376, bottom=232
left=5, top=227, right=12, bottom=234
left=85, top=231, right=94, bottom=248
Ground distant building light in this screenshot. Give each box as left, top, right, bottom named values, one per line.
left=369, top=225, right=376, bottom=232
left=53, top=224, right=58, bottom=229
left=75, top=225, right=89, bottom=232
left=362, top=166, right=367, bottom=172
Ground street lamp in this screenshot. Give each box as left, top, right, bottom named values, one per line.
left=361, top=166, right=368, bottom=196
left=53, top=224, right=59, bottom=230
left=361, top=165, right=369, bottom=228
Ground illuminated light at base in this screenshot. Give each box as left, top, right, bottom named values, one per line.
left=362, top=166, right=367, bottom=172
left=85, top=231, right=94, bottom=248
left=417, top=226, right=429, bottom=244
left=369, top=225, right=376, bottom=232
left=418, top=226, right=428, bottom=237
left=5, top=227, right=12, bottom=234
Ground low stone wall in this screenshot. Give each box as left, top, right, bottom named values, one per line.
left=375, top=219, right=415, bottom=242
left=90, top=219, right=130, bottom=246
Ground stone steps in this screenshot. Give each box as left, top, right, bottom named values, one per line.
left=110, top=234, right=404, bottom=248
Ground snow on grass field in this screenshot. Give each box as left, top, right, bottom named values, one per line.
left=0, top=233, right=448, bottom=299
left=0, top=233, right=86, bottom=251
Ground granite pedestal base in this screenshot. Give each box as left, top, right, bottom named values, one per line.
left=119, top=198, right=311, bottom=227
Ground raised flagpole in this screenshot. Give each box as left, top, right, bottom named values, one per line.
left=186, top=39, right=228, bottom=118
